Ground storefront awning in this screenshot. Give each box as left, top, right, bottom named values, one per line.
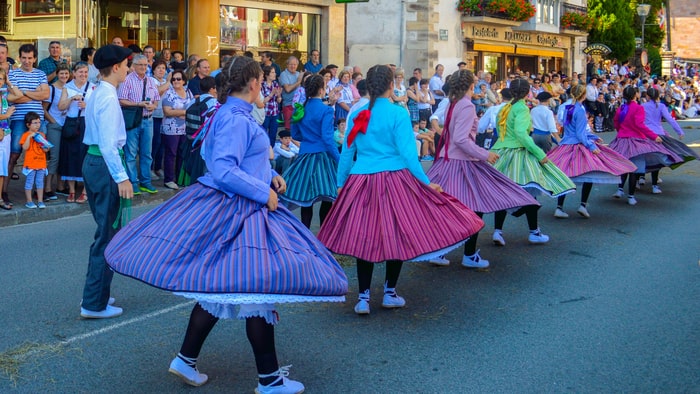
left=474, top=43, right=515, bottom=54
left=515, top=46, right=565, bottom=58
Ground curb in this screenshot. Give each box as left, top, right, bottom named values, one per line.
left=0, top=188, right=178, bottom=227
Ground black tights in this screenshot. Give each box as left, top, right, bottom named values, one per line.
left=464, top=212, right=484, bottom=256
left=179, top=303, right=280, bottom=386
left=494, top=204, right=540, bottom=232
left=300, top=201, right=333, bottom=229
left=557, top=182, right=592, bottom=208
left=619, top=173, right=638, bottom=196
left=650, top=170, right=659, bottom=185
left=357, top=259, right=403, bottom=293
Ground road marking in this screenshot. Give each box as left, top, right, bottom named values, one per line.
left=62, top=301, right=193, bottom=345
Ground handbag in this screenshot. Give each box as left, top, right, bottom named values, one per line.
left=61, top=83, right=90, bottom=140
left=121, top=77, right=147, bottom=130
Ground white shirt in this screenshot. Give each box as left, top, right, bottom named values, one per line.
left=586, top=83, right=598, bottom=102
left=478, top=102, right=507, bottom=133
left=273, top=141, right=299, bottom=159
left=429, top=97, right=450, bottom=125
left=530, top=104, right=558, bottom=134
left=83, top=82, right=128, bottom=183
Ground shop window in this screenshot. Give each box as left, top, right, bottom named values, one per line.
left=105, top=1, right=178, bottom=51
left=0, top=0, right=9, bottom=31
left=219, top=5, right=320, bottom=60
left=16, top=0, right=69, bottom=17
left=536, top=0, right=559, bottom=25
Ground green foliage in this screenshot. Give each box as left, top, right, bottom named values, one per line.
left=588, top=0, right=636, bottom=59
left=628, top=0, right=665, bottom=49
left=646, top=46, right=662, bottom=76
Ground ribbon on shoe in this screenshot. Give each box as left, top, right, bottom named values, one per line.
left=347, top=110, right=370, bottom=147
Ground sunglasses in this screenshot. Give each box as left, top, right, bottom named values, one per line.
left=172, top=77, right=183, bottom=81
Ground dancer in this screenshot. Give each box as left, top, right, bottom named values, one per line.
left=104, top=56, right=347, bottom=392
left=490, top=78, right=575, bottom=245
left=280, top=74, right=339, bottom=228
left=318, top=65, right=483, bottom=315
left=530, top=91, right=561, bottom=152
left=608, top=86, right=681, bottom=205
left=641, top=86, right=700, bottom=193
left=547, top=84, right=636, bottom=218
left=426, top=70, right=538, bottom=268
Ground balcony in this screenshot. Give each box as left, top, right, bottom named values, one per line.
left=560, top=3, right=591, bottom=35
left=459, top=0, right=534, bottom=27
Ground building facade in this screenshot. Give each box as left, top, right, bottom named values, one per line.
left=346, top=0, right=588, bottom=80
left=0, top=0, right=346, bottom=69
left=667, top=0, right=700, bottom=63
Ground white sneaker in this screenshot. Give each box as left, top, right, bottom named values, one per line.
left=554, top=208, right=569, bottom=218
left=638, top=177, right=646, bottom=186
left=354, top=299, right=370, bottom=315
left=657, top=177, right=663, bottom=184
left=169, top=356, right=208, bottom=387
left=462, top=250, right=490, bottom=268
left=165, top=181, right=180, bottom=190
left=382, top=293, right=406, bottom=308
left=255, top=366, right=304, bottom=394
left=577, top=205, right=590, bottom=218
left=80, top=297, right=115, bottom=306
left=528, top=229, right=550, bottom=244
left=627, top=196, right=638, bottom=205
left=80, top=305, right=123, bottom=319
left=492, top=230, right=506, bottom=246
left=429, top=256, right=450, bottom=266
left=612, top=189, right=624, bottom=199
left=652, top=185, right=662, bottom=194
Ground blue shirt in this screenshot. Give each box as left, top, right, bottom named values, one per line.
left=304, top=61, right=323, bottom=74
left=198, top=97, right=278, bottom=204
left=559, top=102, right=599, bottom=151
left=339, top=98, right=430, bottom=187
left=291, top=98, right=339, bottom=162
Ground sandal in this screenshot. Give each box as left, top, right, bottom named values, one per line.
left=0, top=200, right=11, bottom=210
left=76, top=193, right=88, bottom=204
left=67, top=193, right=76, bottom=203
left=11, top=172, right=19, bottom=180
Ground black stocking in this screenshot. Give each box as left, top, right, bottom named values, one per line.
left=357, top=259, right=374, bottom=294
left=385, top=260, right=403, bottom=289
left=319, top=201, right=332, bottom=226
left=246, top=316, right=280, bottom=386
left=464, top=212, right=483, bottom=256
left=300, top=206, right=313, bottom=228
left=580, top=182, right=592, bottom=204
left=650, top=170, right=659, bottom=185
left=179, top=303, right=219, bottom=359
left=494, top=210, right=507, bottom=230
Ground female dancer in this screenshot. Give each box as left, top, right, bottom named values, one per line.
left=641, top=86, right=700, bottom=193
left=609, top=86, right=681, bottom=205
left=490, top=78, right=575, bottom=245
left=427, top=70, right=538, bottom=268
left=318, top=65, right=483, bottom=315
left=280, top=74, right=339, bottom=228
left=547, top=84, right=636, bottom=218
left=104, top=56, right=347, bottom=393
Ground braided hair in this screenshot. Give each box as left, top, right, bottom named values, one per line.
left=447, top=69, right=475, bottom=102
left=217, top=56, right=262, bottom=103
left=508, top=78, right=530, bottom=104
left=570, top=84, right=586, bottom=101
left=304, top=74, right=325, bottom=105
left=366, top=64, right=394, bottom=111
left=647, top=86, right=660, bottom=107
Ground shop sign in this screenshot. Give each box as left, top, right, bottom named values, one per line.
left=582, top=43, right=612, bottom=56
left=464, top=24, right=569, bottom=48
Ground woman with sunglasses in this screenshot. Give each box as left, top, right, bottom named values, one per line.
left=160, top=69, right=192, bottom=190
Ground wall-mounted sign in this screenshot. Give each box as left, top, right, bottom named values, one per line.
left=582, top=43, right=612, bottom=56
left=463, top=24, right=569, bottom=48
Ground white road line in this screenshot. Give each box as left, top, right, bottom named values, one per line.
left=62, top=301, right=193, bottom=345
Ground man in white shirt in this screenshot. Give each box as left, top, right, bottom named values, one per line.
left=477, top=88, right=512, bottom=148
left=429, top=64, right=445, bottom=112
left=530, top=92, right=561, bottom=152
left=585, top=76, right=599, bottom=114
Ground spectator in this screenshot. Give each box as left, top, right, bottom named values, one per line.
left=38, top=40, right=65, bottom=84
left=179, top=76, right=216, bottom=187
left=111, top=36, right=124, bottom=46
left=42, top=63, right=70, bottom=201
left=160, top=69, right=193, bottom=190
left=333, top=118, right=346, bottom=149
left=304, top=49, right=323, bottom=74
left=279, top=56, right=303, bottom=129
left=80, top=47, right=99, bottom=84
left=184, top=54, right=200, bottom=80
left=143, top=45, right=156, bottom=77
left=0, top=68, right=15, bottom=210
left=5, top=44, right=50, bottom=204
left=0, top=36, right=16, bottom=68
left=457, top=61, right=467, bottom=70
left=416, top=78, right=434, bottom=121
left=260, top=51, right=281, bottom=80
left=187, top=59, right=210, bottom=97
left=350, top=71, right=362, bottom=102
left=118, top=54, right=160, bottom=195
left=0, top=43, right=13, bottom=74
left=429, top=64, right=445, bottom=112
left=19, top=112, right=49, bottom=209
left=325, top=64, right=339, bottom=89
left=335, top=69, right=354, bottom=120
left=261, top=65, right=282, bottom=146
left=151, top=60, right=170, bottom=181
left=412, top=68, right=422, bottom=81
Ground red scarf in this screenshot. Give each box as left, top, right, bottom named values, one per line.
left=435, top=101, right=456, bottom=161
left=346, top=110, right=371, bottom=147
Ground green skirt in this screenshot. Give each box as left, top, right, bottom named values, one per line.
left=492, top=147, right=576, bottom=198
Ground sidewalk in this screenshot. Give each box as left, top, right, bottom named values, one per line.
left=0, top=169, right=178, bottom=227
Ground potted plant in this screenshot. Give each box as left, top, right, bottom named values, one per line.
left=560, top=11, right=595, bottom=31
left=457, top=0, right=483, bottom=15
left=485, top=0, right=536, bottom=22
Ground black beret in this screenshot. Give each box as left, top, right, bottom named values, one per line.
left=278, top=129, right=291, bottom=138
left=94, top=45, right=132, bottom=69
left=536, top=91, right=552, bottom=102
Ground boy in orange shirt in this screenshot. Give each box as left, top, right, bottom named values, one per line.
left=19, top=112, right=49, bottom=209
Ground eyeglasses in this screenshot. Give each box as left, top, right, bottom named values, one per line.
left=171, top=77, right=183, bottom=81
left=133, top=63, right=148, bottom=66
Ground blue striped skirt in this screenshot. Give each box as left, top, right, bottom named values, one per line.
left=280, top=152, right=338, bottom=209
left=104, top=183, right=348, bottom=304
left=491, top=147, right=576, bottom=198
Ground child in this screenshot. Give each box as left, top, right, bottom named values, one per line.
left=273, top=128, right=299, bottom=174
left=333, top=117, right=346, bottom=149
left=416, top=118, right=436, bottom=161
left=19, top=112, right=49, bottom=209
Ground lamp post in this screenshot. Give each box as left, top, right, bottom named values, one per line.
left=636, top=3, right=651, bottom=48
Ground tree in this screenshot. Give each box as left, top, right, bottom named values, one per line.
left=587, top=0, right=636, bottom=60
left=629, top=0, right=665, bottom=50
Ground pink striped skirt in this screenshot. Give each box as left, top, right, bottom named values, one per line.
left=608, top=137, right=682, bottom=173
left=426, top=158, right=539, bottom=213
left=547, top=143, right=638, bottom=184
left=317, top=169, right=484, bottom=263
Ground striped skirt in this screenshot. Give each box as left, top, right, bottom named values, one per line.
left=280, top=152, right=338, bottom=209
left=608, top=137, right=682, bottom=173
left=104, top=182, right=348, bottom=304
left=547, top=143, right=638, bottom=184
left=317, top=169, right=484, bottom=263
left=426, top=158, right=539, bottom=213
left=659, top=135, right=700, bottom=169
left=491, top=147, right=576, bottom=198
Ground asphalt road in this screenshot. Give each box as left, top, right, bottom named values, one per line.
left=1, top=125, right=699, bottom=393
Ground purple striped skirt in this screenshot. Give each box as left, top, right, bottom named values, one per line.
left=608, top=137, right=682, bottom=173
left=104, top=183, right=348, bottom=303
left=547, top=143, right=638, bottom=184
left=426, top=158, right=539, bottom=213
left=317, top=169, right=484, bottom=263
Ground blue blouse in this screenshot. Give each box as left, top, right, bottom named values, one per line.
left=291, top=98, right=340, bottom=162
left=559, top=102, right=599, bottom=151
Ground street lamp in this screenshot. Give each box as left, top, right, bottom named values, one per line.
left=637, top=3, right=651, bottom=48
